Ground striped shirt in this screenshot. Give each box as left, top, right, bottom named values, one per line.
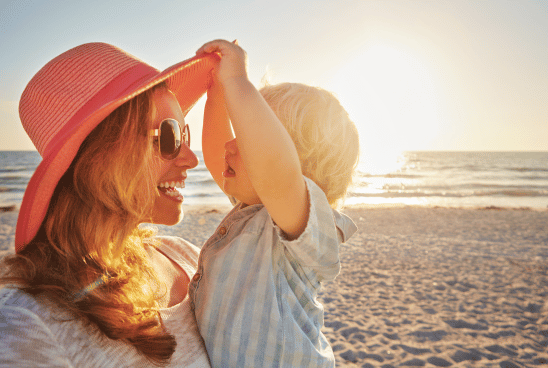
left=189, top=177, right=357, bottom=367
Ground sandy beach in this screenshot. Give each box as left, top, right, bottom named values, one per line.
left=1, top=205, right=547, bottom=367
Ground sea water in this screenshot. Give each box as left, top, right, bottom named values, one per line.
left=348, top=151, right=548, bottom=209
left=1, top=151, right=547, bottom=210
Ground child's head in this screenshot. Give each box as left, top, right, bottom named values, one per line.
left=260, top=83, right=360, bottom=208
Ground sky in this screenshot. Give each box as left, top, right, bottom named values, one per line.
left=0, top=0, right=547, bottom=155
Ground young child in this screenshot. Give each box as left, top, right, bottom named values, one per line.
left=188, top=40, right=360, bottom=367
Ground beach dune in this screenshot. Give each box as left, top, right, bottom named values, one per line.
left=1, top=205, right=547, bottom=367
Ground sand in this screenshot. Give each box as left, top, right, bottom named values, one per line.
left=1, top=205, right=547, bottom=367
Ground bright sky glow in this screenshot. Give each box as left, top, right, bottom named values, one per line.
left=1, top=0, right=547, bottom=153
left=328, top=44, right=441, bottom=160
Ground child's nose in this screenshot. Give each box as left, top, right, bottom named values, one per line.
left=224, top=138, right=238, bottom=154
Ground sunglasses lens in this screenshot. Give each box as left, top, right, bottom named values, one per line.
left=159, top=119, right=181, bottom=159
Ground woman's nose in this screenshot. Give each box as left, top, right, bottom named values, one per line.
left=224, top=138, right=238, bottom=154
left=174, top=142, right=199, bottom=169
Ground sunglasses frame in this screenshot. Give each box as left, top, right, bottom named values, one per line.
left=149, top=118, right=190, bottom=160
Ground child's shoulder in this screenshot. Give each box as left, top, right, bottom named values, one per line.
left=303, top=177, right=332, bottom=218
left=303, top=176, right=358, bottom=242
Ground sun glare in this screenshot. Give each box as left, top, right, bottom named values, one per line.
left=327, top=43, right=441, bottom=173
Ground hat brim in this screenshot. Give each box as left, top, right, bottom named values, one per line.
left=15, top=53, right=218, bottom=252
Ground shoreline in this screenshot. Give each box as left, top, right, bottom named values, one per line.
left=1, top=205, right=547, bottom=366
left=2, top=202, right=547, bottom=213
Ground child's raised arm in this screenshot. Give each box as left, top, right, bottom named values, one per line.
left=196, top=40, right=309, bottom=239
left=202, top=75, right=234, bottom=190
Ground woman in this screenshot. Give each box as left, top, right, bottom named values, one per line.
left=0, top=42, right=217, bottom=367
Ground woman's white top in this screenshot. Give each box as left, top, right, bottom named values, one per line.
left=0, top=236, right=211, bottom=368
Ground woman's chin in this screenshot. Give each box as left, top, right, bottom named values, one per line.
left=148, top=199, right=184, bottom=226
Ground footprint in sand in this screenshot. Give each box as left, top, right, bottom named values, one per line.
left=398, top=344, right=432, bottom=355
left=443, top=319, right=488, bottom=330
left=426, top=356, right=453, bottom=367
left=407, top=330, right=448, bottom=342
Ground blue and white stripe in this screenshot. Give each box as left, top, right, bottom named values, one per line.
left=189, top=177, right=357, bottom=367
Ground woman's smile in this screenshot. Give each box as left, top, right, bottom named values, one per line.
left=157, top=179, right=186, bottom=202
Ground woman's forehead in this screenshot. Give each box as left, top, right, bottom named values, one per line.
left=150, top=88, right=184, bottom=126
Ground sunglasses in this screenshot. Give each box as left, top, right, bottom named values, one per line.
left=149, top=118, right=190, bottom=159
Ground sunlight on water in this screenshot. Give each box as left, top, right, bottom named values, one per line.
left=349, top=148, right=415, bottom=207
left=347, top=151, right=548, bottom=209
left=2, top=151, right=547, bottom=210
left=344, top=196, right=426, bottom=207
left=358, top=148, right=405, bottom=176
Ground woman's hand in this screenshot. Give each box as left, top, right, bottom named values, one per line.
left=196, top=39, right=248, bottom=86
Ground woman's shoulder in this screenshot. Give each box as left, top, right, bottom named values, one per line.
left=0, top=286, right=183, bottom=367
left=154, top=236, right=201, bottom=270
left=1, top=286, right=41, bottom=312
left=0, top=287, right=74, bottom=331
left=0, top=287, right=73, bottom=365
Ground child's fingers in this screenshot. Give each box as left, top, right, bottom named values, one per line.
left=196, top=42, right=216, bottom=55
left=195, top=43, right=216, bottom=55
left=196, top=39, right=234, bottom=56
left=196, top=39, right=247, bottom=82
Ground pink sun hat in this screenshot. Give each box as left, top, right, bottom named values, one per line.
left=16, top=42, right=218, bottom=253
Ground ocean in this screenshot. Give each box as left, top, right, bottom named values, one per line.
left=1, top=151, right=547, bottom=210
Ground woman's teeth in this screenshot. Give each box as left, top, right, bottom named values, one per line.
left=159, top=181, right=185, bottom=189
left=158, top=181, right=185, bottom=197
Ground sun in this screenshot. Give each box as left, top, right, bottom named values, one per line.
left=327, top=43, right=441, bottom=172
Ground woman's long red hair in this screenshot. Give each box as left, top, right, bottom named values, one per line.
left=1, top=84, right=177, bottom=365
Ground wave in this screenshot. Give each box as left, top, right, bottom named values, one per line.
left=189, top=167, right=211, bottom=173
left=474, top=189, right=548, bottom=197
left=0, top=167, right=37, bottom=174
left=520, top=175, right=548, bottom=181
left=186, top=177, right=218, bottom=185
left=348, top=189, right=548, bottom=198
left=359, top=167, right=548, bottom=178
left=357, top=172, right=424, bottom=179
left=185, top=192, right=226, bottom=198
left=0, top=173, right=34, bottom=183
left=379, top=182, right=548, bottom=191
left=507, top=167, right=548, bottom=173
left=0, top=186, right=26, bottom=193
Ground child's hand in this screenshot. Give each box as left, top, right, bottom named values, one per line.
left=196, top=39, right=248, bottom=85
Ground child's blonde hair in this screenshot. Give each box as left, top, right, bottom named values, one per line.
left=260, top=83, right=360, bottom=208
